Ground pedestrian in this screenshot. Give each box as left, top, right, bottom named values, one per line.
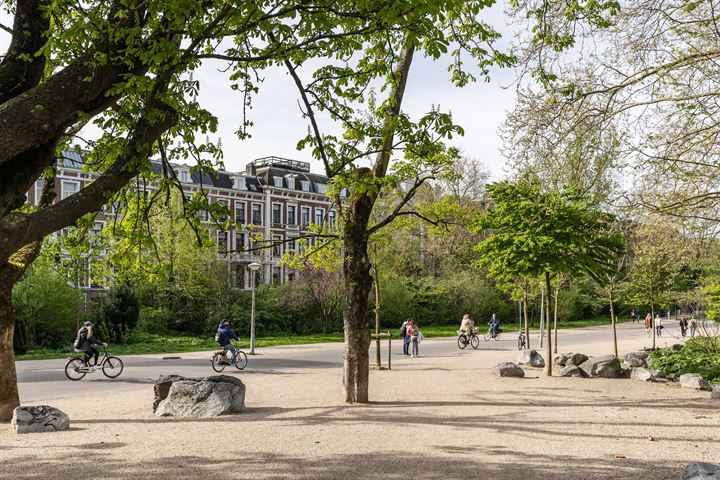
left=644, top=313, right=652, bottom=337
left=679, top=317, right=688, bottom=337
left=689, top=317, right=698, bottom=338
left=400, top=319, right=410, bottom=356
left=407, top=319, right=421, bottom=358
left=655, top=314, right=663, bottom=337
left=630, top=308, right=636, bottom=324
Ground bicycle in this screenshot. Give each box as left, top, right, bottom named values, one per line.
left=457, top=331, right=480, bottom=350
left=484, top=328, right=501, bottom=341
left=211, top=344, right=248, bottom=372
left=64, top=344, right=124, bottom=381
left=517, top=331, right=527, bottom=350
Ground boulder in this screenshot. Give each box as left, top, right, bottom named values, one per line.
left=493, top=362, right=525, bottom=378
left=624, top=351, right=649, bottom=368
left=565, top=353, right=589, bottom=367
left=154, top=375, right=246, bottom=418
left=554, top=353, right=572, bottom=366
left=517, top=349, right=545, bottom=368
left=153, top=374, right=187, bottom=412
left=11, top=406, right=69, bottom=434
left=681, top=462, right=720, bottom=480
left=630, top=367, right=667, bottom=382
left=579, top=355, right=622, bottom=378
left=711, top=386, right=720, bottom=400
left=558, top=365, right=588, bottom=378
left=679, top=373, right=710, bottom=391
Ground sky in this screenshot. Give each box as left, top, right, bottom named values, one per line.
left=0, top=3, right=518, bottom=179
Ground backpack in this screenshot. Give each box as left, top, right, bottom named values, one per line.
left=73, top=328, right=87, bottom=350
left=215, top=328, right=226, bottom=345
left=399, top=324, right=407, bottom=338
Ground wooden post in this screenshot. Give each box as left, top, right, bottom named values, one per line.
left=388, top=331, right=391, bottom=370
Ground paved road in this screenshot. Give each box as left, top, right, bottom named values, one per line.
left=16, top=320, right=686, bottom=403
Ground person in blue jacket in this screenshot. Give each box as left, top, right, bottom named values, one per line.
left=216, top=319, right=240, bottom=363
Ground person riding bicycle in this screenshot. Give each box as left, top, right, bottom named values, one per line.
left=216, top=319, right=240, bottom=364
left=74, top=321, right=106, bottom=366
left=457, top=314, right=475, bottom=337
left=488, top=313, right=500, bottom=336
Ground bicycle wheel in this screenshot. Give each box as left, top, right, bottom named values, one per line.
left=234, top=351, right=248, bottom=370
left=211, top=352, right=227, bottom=372
left=470, top=335, right=480, bottom=349
left=102, top=356, right=124, bottom=378
left=64, top=357, right=86, bottom=381
left=457, top=336, right=467, bottom=349
left=494, top=332, right=501, bottom=341
left=483, top=332, right=491, bottom=342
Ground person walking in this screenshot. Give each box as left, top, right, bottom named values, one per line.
left=679, top=317, right=688, bottom=337
left=644, top=313, right=652, bottom=337
left=407, top=320, right=420, bottom=358
left=400, top=319, right=411, bottom=356
left=655, top=314, right=663, bottom=337
left=630, top=308, right=637, bottom=324
left=689, top=317, right=698, bottom=338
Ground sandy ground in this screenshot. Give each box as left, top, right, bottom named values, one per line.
left=1, top=327, right=719, bottom=480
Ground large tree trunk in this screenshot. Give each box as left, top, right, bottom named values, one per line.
left=553, top=280, right=559, bottom=354
left=0, top=276, right=19, bottom=421
left=523, top=292, right=530, bottom=349
left=544, top=272, right=553, bottom=376
left=372, top=266, right=381, bottom=368
left=342, top=183, right=373, bottom=403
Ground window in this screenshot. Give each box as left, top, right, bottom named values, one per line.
left=316, top=183, right=327, bottom=194
left=273, top=266, right=282, bottom=285
left=285, top=177, right=296, bottom=189
left=272, top=203, right=282, bottom=224
left=235, top=177, right=246, bottom=190
left=248, top=183, right=257, bottom=191
left=287, top=205, right=296, bottom=225
left=217, top=200, right=229, bottom=222
left=272, top=235, right=282, bottom=257
left=217, top=230, right=229, bottom=253
left=199, top=209, right=209, bottom=221
left=34, top=180, right=44, bottom=205
left=233, top=264, right=246, bottom=288
left=235, top=203, right=246, bottom=224
left=252, top=204, right=262, bottom=225
left=273, top=177, right=283, bottom=188
left=315, top=208, right=324, bottom=225
left=179, top=170, right=190, bottom=183
left=301, top=207, right=310, bottom=226
left=287, top=238, right=296, bottom=253
left=61, top=180, right=79, bottom=200
left=329, top=210, right=336, bottom=226
left=236, top=232, right=246, bottom=252
left=300, top=180, right=310, bottom=192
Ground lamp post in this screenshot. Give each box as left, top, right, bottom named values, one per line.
left=247, top=262, right=261, bottom=354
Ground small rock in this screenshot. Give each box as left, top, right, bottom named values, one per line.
left=558, top=365, right=588, bottom=378
left=679, top=373, right=710, bottom=391
left=580, top=355, right=622, bottom=378
left=565, top=353, right=589, bottom=367
left=554, top=353, right=572, bottom=366
left=615, top=454, right=626, bottom=459
left=624, top=351, right=649, bottom=368
left=517, top=349, right=545, bottom=368
left=681, top=462, right=720, bottom=480
left=647, top=436, right=654, bottom=441
left=493, top=362, right=525, bottom=378
left=631, top=368, right=658, bottom=382
left=710, top=385, right=720, bottom=400
left=11, top=406, right=69, bottom=434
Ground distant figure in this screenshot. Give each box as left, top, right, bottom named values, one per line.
left=655, top=314, right=663, bottom=337
left=630, top=308, right=637, bottom=323
left=458, top=314, right=475, bottom=337
left=488, top=313, right=500, bottom=336
left=216, top=319, right=240, bottom=364
left=689, top=317, right=698, bottom=338
left=679, top=317, right=688, bottom=337
left=407, top=320, right=421, bottom=358
left=400, top=319, right=411, bottom=356
left=644, top=313, right=652, bottom=337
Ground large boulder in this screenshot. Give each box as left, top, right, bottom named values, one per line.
left=565, top=353, right=589, bottom=367
left=558, top=365, right=588, bottom=378
left=493, top=362, right=525, bottom=378
left=681, top=462, right=720, bottom=480
left=679, top=373, right=710, bottom=391
left=624, top=351, right=649, bottom=368
left=554, top=353, right=572, bottom=366
left=11, top=406, right=69, bottom=434
left=517, top=349, right=545, bottom=368
left=712, top=385, right=720, bottom=401
left=154, top=375, right=246, bottom=418
left=579, top=355, right=622, bottom=378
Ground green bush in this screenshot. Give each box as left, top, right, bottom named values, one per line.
left=649, top=337, right=720, bottom=384
left=136, top=307, right=174, bottom=334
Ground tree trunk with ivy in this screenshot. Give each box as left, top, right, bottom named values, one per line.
left=544, top=272, right=553, bottom=376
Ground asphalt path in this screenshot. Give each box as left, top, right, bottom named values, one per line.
left=16, top=320, right=686, bottom=403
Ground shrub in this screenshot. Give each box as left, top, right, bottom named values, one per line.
left=649, top=337, right=720, bottom=384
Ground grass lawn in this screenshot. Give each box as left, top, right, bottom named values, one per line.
left=17, top=315, right=627, bottom=361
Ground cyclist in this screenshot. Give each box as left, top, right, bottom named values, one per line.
left=488, top=313, right=500, bottom=337
left=457, top=314, right=475, bottom=337
left=216, top=319, right=240, bottom=364
left=74, top=321, right=106, bottom=367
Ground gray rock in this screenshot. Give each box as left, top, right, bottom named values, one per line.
left=517, top=349, right=545, bottom=368
left=493, top=362, right=525, bottom=378
left=558, top=365, right=588, bottom=378
left=155, top=375, right=246, bottom=418
left=11, top=406, right=69, bottom=434
left=624, top=351, right=649, bottom=368
left=565, top=353, right=590, bottom=367
left=630, top=367, right=665, bottom=382
left=711, top=386, right=720, bottom=400
left=681, top=462, right=720, bottom=480
left=679, top=373, right=710, bottom=391
left=579, top=355, right=622, bottom=378
left=153, top=374, right=187, bottom=412
left=619, top=367, right=631, bottom=379
left=554, top=353, right=572, bottom=366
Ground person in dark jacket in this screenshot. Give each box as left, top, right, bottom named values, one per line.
left=74, top=321, right=106, bottom=366
left=488, top=313, right=500, bottom=336
left=216, top=319, right=240, bottom=363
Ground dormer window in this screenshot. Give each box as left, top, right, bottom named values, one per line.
left=316, top=183, right=327, bottom=194
left=273, top=177, right=283, bottom=188
left=285, top=176, right=296, bottom=189
left=235, top=177, right=246, bottom=190
left=300, top=180, right=310, bottom=192
left=179, top=170, right=190, bottom=183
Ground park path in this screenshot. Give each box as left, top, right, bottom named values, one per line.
left=3, top=320, right=717, bottom=480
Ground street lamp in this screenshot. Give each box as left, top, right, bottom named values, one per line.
left=247, top=262, right=261, bottom=354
